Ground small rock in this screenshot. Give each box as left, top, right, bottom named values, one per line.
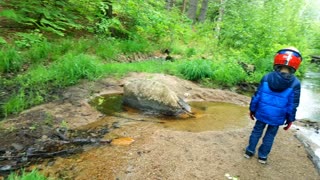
left=111, top=137, right=135, bottom=146
left=0, top=165, right=12, bottom=171
left=11, top=143, right=24, bottom=151
left=112, top=122, right=121, bottom=128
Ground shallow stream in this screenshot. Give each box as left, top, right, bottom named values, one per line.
left=296, top=70, right=320, bottom=121
left=90, top=94, right=249, bottom=132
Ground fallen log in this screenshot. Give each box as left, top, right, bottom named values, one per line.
left=0, top=148, right=83, bottom=161
left=310, top=55, right=320, bottom=64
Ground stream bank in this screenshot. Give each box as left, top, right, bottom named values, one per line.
left=0, top=72, right=319, bottom=179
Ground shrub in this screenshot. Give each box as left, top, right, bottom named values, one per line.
left=179, top=59, right=213, bottom=81
left=211, top=59, right=247, bottom=86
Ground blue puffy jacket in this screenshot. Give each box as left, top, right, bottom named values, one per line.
left=249, top=71, right=301, bottom=126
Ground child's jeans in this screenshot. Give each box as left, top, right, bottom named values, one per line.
left=246, top=120, right=279, bottom=159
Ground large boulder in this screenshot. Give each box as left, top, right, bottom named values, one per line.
left=123, top=79, right=191, bottom=116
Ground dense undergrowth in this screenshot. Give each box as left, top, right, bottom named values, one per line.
left=0, top=0, right=319, bottom=119
left=0, top=1, right=320, bottom=179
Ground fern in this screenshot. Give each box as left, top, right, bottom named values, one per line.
left=0, top=0, right=86, bottom=36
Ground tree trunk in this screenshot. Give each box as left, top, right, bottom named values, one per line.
left=187, top=0, right=198, bottom=22
left=166, top=0, right=176, bottom=10
left=104, top=0, right=113, bottom=18
left=198, top=0, right=209, bottom=22
left=215, top=0, right=224, bottom=40
left=181, top=0, right=188, bottom=13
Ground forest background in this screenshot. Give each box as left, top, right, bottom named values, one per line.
left=0, top=0, right=320, bottom=120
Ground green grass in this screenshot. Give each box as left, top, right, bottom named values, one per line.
left=3, top=90, right=27, bottom=117
left=1, top=34, right=310, bottom=118
left=1, top=50, right=182, bottom=117
left=0, top=46, right=24, bottom=73
left=179, top=59, right=213, bottom=81
left=210, top=59, right=247, bottom=86
left=102, top=59, right=181, bottom=77
left=26, top=41, right=52, bottom=64
left=2, top=53, right=105, bottom=116
left=7, top=169, right=49, bottom=180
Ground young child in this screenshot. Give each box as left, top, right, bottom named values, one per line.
left=244, top=47, right=302, bottom=164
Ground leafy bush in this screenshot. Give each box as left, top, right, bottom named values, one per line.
left=179, top=59, right=213, bottom=81
left=211, top=59, right=247, bottom=86
left=15, top=30, right=46, bottom=48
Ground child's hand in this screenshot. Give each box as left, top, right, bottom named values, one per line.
left=283, top=122, right=293, bottom=130
left=249, top=112, right=255, bottom=120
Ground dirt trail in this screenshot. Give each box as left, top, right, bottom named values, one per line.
left=1, top=73, right=319, bottom=180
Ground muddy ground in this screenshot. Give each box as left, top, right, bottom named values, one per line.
left=0, top=73, right=319, bottom=180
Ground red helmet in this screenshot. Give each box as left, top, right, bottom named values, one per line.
left=274, top=47, right=302, bottom=71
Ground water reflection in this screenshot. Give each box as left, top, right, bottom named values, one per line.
left=90, top=95, right=249, bottom=132
left=296, top=71, right=320, bottom=121
left=160, top=102, right=249, bottom=132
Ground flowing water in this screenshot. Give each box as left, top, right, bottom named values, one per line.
left=296, top=70, right=320, bottom=121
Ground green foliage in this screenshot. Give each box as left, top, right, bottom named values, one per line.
left=245, top=71, right=264, bottom=84
left=118, top=39, right=150, bottom=54
left=0, top=0, right=97, bottom=36
left=219, top=0, right=310, bottom=73
left=211, top=59, right=247, bottom=86
left=102, top=59, right=180, bottom=77
left=93, top=39, right=120, bottom=61
left=111, top=0, right=190, bottom=42
left=252, top=56, right=273, bottom=73
left=7, top=169, right=48, bottom=180
left=26, top=41, right=52, bottom=64
left=20, top=53, right=104, bottom=88
left=3, top=90, right=27, bottom=116
left=96, top=17, right=130, bottom=38
left=0, top=36, right=7, bottom=46
left=2, top=53, right=104, bottom=116
left=179, top=59, right=213, bottom=81
left=1, top=0, right=319, bottom=118
left=15, top=30, right=46, bottom=48
left=52, top=53, right=103, bottom=86
left=186, top=48, right=196, bottom=58
left=0, top=46, right=24, bottom=73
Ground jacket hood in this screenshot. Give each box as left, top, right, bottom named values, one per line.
left=267, top=71, right=295, bottom=92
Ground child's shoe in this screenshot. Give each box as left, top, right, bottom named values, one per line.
left=244, top=150, right=254, bottom=159
left=258, top=157, right=267, bottom=164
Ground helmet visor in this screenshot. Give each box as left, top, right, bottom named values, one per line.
left=277, top=50, right=302, bottom=60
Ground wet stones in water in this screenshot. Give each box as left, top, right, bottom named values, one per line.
left=0, top=127, right=112, bottom=175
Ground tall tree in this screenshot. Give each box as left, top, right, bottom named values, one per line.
left=198, top=0, right=209, bottom=22
left=181, top=0, right=188, bottom=13
left=215, top=0, right=224, bottom=40
left=187, top=0, right=198, bottom=22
